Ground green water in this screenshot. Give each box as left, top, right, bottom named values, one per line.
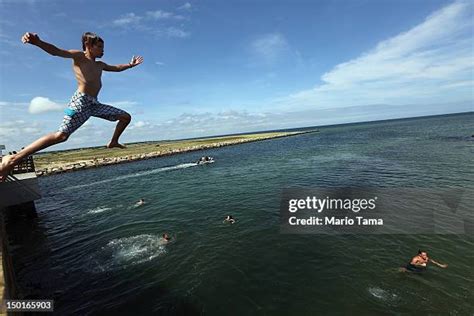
left=6, top=113, right=473, bottom=315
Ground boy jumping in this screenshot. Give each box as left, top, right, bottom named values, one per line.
left=0, top=32, right=143, bottom=181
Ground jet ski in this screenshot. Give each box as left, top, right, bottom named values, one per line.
left=196, top=156, right=214, bottom=165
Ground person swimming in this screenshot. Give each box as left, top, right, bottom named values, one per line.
left=135, top=198, right=145, bottom=206
left=223, top=215, right=236, bottom=224
left=161, top=233, right=171, bottom=244
left=403, top=250, right=448, bottom=273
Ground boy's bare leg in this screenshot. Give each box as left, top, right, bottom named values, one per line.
left=107, top=113, right=131, bottom=149
left=0, top=131, right=68, bottom=181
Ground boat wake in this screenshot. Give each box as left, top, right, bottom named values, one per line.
left=64, top=163, right=198, bottom=190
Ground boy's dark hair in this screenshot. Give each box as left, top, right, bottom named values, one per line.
left=82, top=32, right=104, bottom=50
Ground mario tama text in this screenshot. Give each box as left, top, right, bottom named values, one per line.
left=289, top=215, right=383, bottom=226
left=287, top=196, right=383, bottom=227
left=280, top=188, right=474, bottom=235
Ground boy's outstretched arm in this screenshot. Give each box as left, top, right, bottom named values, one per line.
left=430, top=259, right=448, bottom=268
left=101, top=55, right=144, bottom=72
left=21, top=32, right=82, bottom=59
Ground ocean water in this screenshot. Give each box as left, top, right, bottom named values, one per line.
left=6, top=113, right=473, bottom=315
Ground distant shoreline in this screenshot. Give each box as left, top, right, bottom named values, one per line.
left=33, top=130, right=318, bottom=177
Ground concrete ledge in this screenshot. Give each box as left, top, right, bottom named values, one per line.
left=0, top=173, right=41, bottom=208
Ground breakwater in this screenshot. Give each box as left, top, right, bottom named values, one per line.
left=34, top=130, right=317, bottom=177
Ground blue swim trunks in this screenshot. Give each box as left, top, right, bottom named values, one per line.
left=58, top=91, right=127, bottom=135
left=405, top=263, right=427, bottom=273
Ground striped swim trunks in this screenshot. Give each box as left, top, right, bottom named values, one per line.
left=58, top=91, right=127, bottom=135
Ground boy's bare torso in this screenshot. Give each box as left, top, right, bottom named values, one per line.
left=73, top=55, right=103, bottom=97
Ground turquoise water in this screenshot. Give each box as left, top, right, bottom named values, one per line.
left=8, top=113, right=474, bottom=315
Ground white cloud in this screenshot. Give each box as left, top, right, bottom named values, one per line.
left=129, top=120, right=150, bottom=130
left=0, top=101, right=28, bottom=108
left=156, top=102, right=472, bottom=139
left=6, top=101, right=470, bottom=151
left=278, top=1, right=474, bottom=110
left=178, top=3, right=192, bottom=11
left=164, top=27, right=190, bottom=38
left=251, top=33, right=289, bottom=64
left=134, top=121, right=147, bottom=128
left=0, top=126, right=16, bottom=138
left=146, top=10, right=185, bottom=20
left=0, top=120, right=43, bottom=141
left=441, top=80, right=473, bottom=89
left=111, top=10, right=189, bottom=38
left=110, top=110, right=275, bottom=140
left=29, top=97, right=63, bottom=114
left=155, top=61, right=165, bottom=66
left=108, top=100, right=138, bottom=109
left=112, top=13, right=142, bottom=26
left=22, top=127, right=41, bottom=133
left=162, top=111, right=272, bottom=134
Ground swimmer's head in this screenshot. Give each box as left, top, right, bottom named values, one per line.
left=163, top=233, right=170, bottom=241
left=226, top=215, right=233, bottom=220
left=418, top=250, right=428, bottom=259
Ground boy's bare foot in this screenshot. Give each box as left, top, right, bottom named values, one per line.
left=107, top=142, right=126, bottom=149
left=0, top=155, right=16, bottom=182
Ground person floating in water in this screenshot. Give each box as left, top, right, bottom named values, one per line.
left=223, top=215, right=236, bottom=224
left=161, top=233, right=171, bottom=244
left=135, top=198, right=145, bottom=206
left=402, top=250, right=448, bottom=272
left=0, top=32, right=144, bottom=181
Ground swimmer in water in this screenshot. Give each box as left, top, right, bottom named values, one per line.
left=223, top=215, right=236, bottom=224
left=401, top=250, right=448, bottom=272
left=135, top=198, right=145, bottom=206
left=161, top=233, right=171, bottom=244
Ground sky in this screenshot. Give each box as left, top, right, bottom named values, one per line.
left=0, top=0, right=473, bottom=151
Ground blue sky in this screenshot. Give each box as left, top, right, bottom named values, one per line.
left=0, top=0, right=473, bottom=150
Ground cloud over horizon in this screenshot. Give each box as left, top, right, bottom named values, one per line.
left=29, top=96, right=63, bottom=114
left=278, top=0, right=474, bottom=110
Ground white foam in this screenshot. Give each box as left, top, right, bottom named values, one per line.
left=86, top=206, right=112, bottom=214
left=368, top=287, right=398, bottom=301
left=91, top=234, right=167, bottom=272
left=64, top=162, right=198, bottom=190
